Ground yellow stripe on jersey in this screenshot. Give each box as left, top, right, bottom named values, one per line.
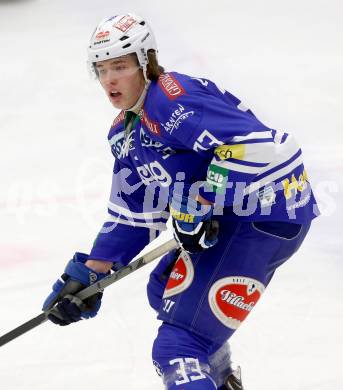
left=214, top=144, right=245, bottom=161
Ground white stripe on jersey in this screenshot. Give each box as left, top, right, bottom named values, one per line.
left=231, top=131, right=272, bottom=142
left=273, top=130, right=286, bottom=144
left=107, top=215, right=167, bottom=230
left=237, top=102, right=249, bottom=112
left=213, top=140, right=275, bottom=174
left=243, top=154, right=304, bottom=195
left=232, top=142, right=275, bottom=165
left=216, top=160, right=262, bottom=174
left=108, top=201, right=169, bottom=221
left=256, top=134, right=300, bottom=177
left=244, top=142, right=275, bottom=164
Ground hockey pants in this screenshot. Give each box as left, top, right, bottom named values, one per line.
left=147, top=220, right=311, bottom=389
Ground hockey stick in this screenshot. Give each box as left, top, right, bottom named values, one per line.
left=0, top=238, right=178, bottom=348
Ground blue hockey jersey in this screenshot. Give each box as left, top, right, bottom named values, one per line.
left=89, top=72, right=318, bottom=264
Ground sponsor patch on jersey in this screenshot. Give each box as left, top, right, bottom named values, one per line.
left=161, top=104, right=195, bottom=134
left=163, top=251, right=194, bottom=298
left=140, top=127, right=175, bottom=159
left=111, top=111, right=125, bottom=128
left=114, top=15, right=137, bottom=32
left=282, top=168, right=309, bottom=200
left=208, top=276, right=265, bottom=329
left=206, top=164, right=229, bottom=194
left=286, top=193, right=311, bottom=212
left=140, top=110, right=161, bottom=135
left=158, top=73, right=185, bottom=101
left=257, top=186, right=276, bottom=208
left=214, top=144, right=245, bottom=161
left=109, top=129, right=135, bottom=159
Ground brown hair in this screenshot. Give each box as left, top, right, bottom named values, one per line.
left=146, top=50, right=165, bottom=80
left=93, top=51, right=164, bottom=80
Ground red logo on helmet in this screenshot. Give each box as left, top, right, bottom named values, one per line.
left=208, top=277, right=265, bottom=329
left=140, top=110, right=161, bottom=135
left=158, top=73, right=185, bottom=101
left=95, top=31, right=110, bottom=40
left=163, top=251, right=194, bottom=298
left=114, top=15, right=137, bottom=33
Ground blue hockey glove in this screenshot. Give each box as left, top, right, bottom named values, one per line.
left=169, top=193, right=219, bottom=253
left=42, top=252, right=108, bottom=326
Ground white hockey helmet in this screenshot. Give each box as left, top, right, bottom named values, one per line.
left=87, top=13, right=157, bottom=79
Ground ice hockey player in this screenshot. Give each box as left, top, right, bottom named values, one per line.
left=42, top=13, right=319, bottom=390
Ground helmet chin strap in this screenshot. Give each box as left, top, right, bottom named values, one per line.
left=142, top=64, right=148, bottom=82
left=127, top=79, right=151, bottom=114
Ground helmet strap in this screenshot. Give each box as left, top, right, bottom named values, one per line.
left=127, top=80, right=151, bottom=113
left=142, top=64, right=148, bottom=82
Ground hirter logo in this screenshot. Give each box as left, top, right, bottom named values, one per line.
left=95, top=31, right=110, bottom=40
left=140, top=110, right=161, bottom=135
left=208, top=276, right=265, bottom=329
left=111, top=111, right=125, bottom=128
left=114, top=15, right=137, bottom=32
left=158, top=73, right=185, bottom=101
left=163, top=251, right=194, bottom=298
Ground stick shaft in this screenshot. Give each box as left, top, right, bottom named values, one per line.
left=77, top=238, right=178, bottom=300
left=0, top=238, right=178, bottom=348
left=0, top=313, right=48, bottom=347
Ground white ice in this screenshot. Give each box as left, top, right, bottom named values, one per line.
left=0, top=0, right=342, bottom=389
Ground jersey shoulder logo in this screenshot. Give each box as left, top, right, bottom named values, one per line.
left=140, top=109, right=161, bottom=135
left=158, top=73, right=186, bottom=101
left=161, top=103, right=195, bottom=135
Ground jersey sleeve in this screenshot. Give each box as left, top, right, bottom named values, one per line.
left=89, top=159, right=169, bottom=266
left=160, top=77, right=278, bottom=208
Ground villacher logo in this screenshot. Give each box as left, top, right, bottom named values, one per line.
left=208, top=276, right=265, bottom=329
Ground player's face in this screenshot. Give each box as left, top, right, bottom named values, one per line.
left=96, top=55, right=145, bottom=110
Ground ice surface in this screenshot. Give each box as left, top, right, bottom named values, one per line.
left=0, top=0, right=342, bottom=389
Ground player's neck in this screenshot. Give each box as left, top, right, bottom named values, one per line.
left=127, top=80, right=151, bottom=114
